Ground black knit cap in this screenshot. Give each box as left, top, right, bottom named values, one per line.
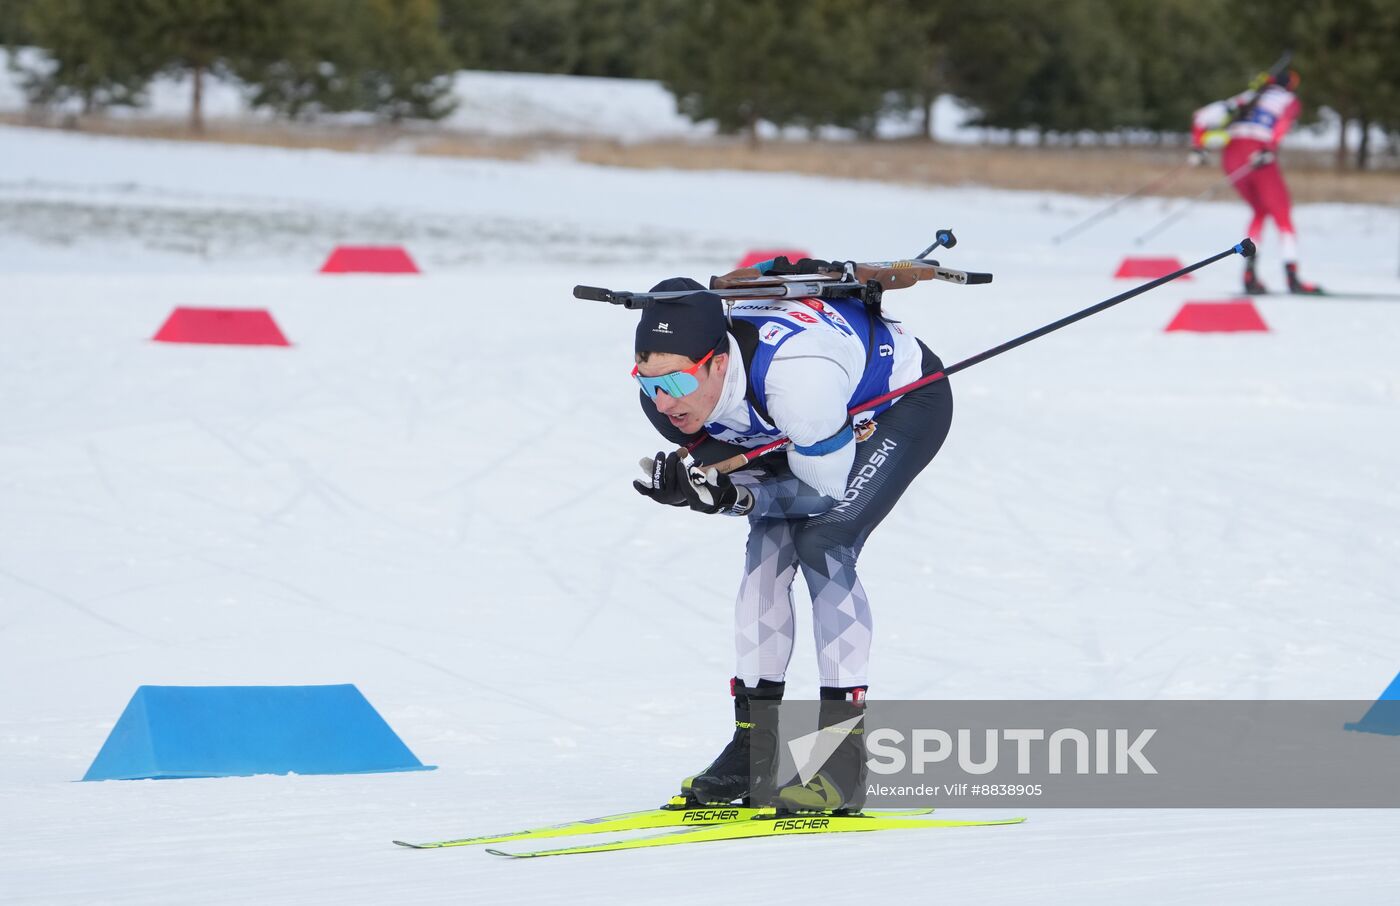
left=634, top=277, right=727, bottom=361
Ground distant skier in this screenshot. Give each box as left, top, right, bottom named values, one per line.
left=1191, top=67, right=1323, bottom=295
left=629, top=266, right=952, bottom=812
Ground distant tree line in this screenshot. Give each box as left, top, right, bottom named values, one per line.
left=3, top=0, right=1397, bottom=167
left=2, top=0, right=457, bottom=129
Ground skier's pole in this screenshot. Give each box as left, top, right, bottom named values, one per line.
left=1132, top=157, right=1262, bottom=246
left=1050, top=161, right=1193, bottom=245
left=702, top=239, right=1257, bottom=476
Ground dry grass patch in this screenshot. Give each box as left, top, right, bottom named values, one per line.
left=5, top=113, right=1397, bottom=205
left=575, top=139, right=1400, bottom=205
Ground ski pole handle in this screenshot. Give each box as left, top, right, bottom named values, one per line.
left=915, top=228, right=957, bottom=258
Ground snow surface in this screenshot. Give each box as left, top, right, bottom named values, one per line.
left=2, top=118, right=1400, bottom=904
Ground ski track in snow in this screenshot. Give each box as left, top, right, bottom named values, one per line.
left=1, top=123, right=1399, bottom=902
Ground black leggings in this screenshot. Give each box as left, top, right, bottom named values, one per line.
left=731, top=345, right=953, bottom=688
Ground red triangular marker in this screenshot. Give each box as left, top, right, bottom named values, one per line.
left=319, top=245, right=420, bottom=274
left=153, top=307, right=291, bottom=346
left=737, top=248, right=812, bottom=269
left=1165, top=300, right=1268, bottom=333
left=1115, top=256, right=1189, bottom=279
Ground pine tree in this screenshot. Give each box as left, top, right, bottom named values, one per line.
left=348, top=0, right=458, bottom=122
left=136, top=0, right=287, bottom=132
left=566, top=0, right=681, bottom=79
left=797, top=0, right=890, bottom=139
left=16, top=0, right=157, bottom=114
left=656, top=0, right=791, bottom=139
left=1, top=0, right=36, bottom=47
left=440, top=0, right=579, bottom=74
left=657, top=0, right=891, bottom=141
left=942, top=0, right=1150, bottom=142
left=231, top=1, right=356, bottom=120
left=874, top=0, right=953, bottom=141
left=941, top=0, right=1051, bottom=139
left=1027, top=0, right=1141, bottom=138
left=236, top=0, right=457, bottom=123
left=1110, top=0, right=1245, bottom=135
left=1236, top=0, right=1400, bottom=169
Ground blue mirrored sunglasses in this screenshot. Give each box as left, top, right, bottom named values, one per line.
left=632, top=348, right=716, bottom=400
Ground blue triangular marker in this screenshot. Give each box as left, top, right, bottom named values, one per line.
left=83, top=685, right=436, bottom=780
left=1344, top=672, right=1400, bottom=736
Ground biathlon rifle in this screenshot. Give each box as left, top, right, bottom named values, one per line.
left=573, top=230, right=991, bottom=313
left=1229, top=50, right=1295, bottom=125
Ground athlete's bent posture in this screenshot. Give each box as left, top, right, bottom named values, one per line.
left=630, top=269, right=952, bottom=811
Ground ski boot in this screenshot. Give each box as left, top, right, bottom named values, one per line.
left=682, top=678, right=784, bottom=806
left=773, top=686, right=868, bottom=814
left=1242, top=263, right=1268, bottom=295
left=1286, top=263, right=1324, bottom=296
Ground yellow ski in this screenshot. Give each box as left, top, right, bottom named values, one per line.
left=485, top=814, right=1025, bottom=858
left=393, top=800, right=935, bottom=849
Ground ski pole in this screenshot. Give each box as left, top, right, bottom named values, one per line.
left=1051, top=161, right=1193, bottom=245
left=700, top=239, right=1257, bottom=476
left=1132, top=157, right=1262, bottom=246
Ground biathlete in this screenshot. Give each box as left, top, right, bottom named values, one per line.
left=629, top=264, right=952, bottom=812
left=1192, top=67, right=1322, bottom=295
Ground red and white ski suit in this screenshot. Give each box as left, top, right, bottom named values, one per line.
left=1193, top=84, right=1302, bottom=261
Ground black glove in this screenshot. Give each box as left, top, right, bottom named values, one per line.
left=634, top=451, right=752, bottom=516
left=633, top=452, right=689, bottom=507
left=765, top=256, right=836, bottom=276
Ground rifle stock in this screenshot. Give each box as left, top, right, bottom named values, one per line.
left=710, top=258, right=963, bottom=293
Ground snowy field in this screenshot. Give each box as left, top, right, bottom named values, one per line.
left=2, top=119, right=1400, bottom=904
